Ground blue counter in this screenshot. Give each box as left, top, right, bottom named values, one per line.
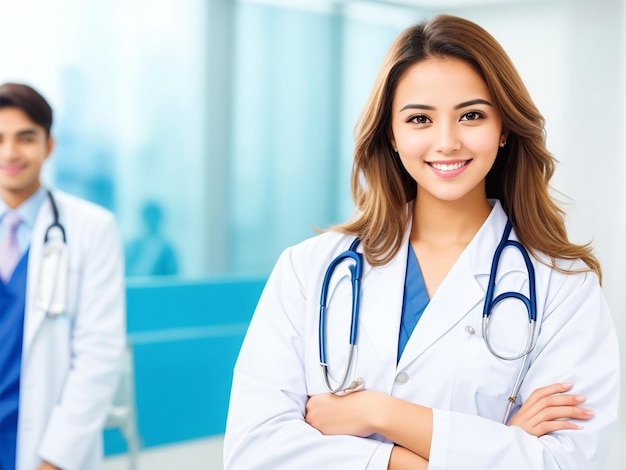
left=105, top=276, right=266, bottom=454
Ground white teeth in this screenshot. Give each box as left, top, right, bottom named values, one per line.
left=431, top=161, right=467, bottom=171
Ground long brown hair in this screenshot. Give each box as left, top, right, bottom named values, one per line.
left=333, top=14, right=601, bottom=282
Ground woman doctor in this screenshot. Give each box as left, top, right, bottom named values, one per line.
left=223, top=15, right=620, bottom=469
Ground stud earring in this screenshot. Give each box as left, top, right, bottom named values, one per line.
left=499, top=140, right=506, bottom=148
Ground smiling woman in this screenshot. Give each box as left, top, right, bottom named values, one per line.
left=223, top=14, right=620, bottom=470
left=393, top=60, right=502, bottom=212
left=389, top=57, right=505, bottom=296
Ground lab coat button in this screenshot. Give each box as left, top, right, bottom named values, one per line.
left=394, top=372, right=409, bottom=384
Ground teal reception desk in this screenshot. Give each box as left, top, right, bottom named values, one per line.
left=104, top=277, right=266, bottom=454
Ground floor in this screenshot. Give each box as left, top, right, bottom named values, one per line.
left=103, top=426, right=626, bottom=470
left=103, top=436, right=224, bottom=470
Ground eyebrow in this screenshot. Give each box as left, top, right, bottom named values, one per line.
left=17, top=129, right=40, bottom=136
left=399, top=98, right=494, bottom=112
left=0, top=129, right=42, bottom=140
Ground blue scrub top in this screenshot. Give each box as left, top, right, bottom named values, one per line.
left=0, top=250, right=29, bottom=470
left=397, top=244, right=430, bottom=362
left=0, top=188, right=46, bottom=470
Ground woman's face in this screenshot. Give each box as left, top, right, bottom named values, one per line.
left=390, top=57, right=504, bottom=204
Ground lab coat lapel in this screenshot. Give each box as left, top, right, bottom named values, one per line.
left=396, top=247, right=484, bottom=369
left=396, top=201, right=510, bottom=370
left=23, top=195, right=54, bottom=355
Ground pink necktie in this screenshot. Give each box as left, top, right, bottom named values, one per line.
left=0, top=211, right=22, bottom=282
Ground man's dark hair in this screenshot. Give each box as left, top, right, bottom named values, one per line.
left=0, top=82, right=53, bottom=135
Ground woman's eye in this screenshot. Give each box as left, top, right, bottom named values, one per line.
left=410, top=115, right=431, bottom=125
left=461, top=111, right=483, bottom=121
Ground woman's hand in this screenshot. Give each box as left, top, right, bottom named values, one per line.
left=388, top=446, right=428, bottom=470
left=306, top=390, right=433, bottom=461
left=305, top=390, right=384, bottom=437
left=509, top=382, right=594, bottom=437
left=37, top=462, right=61, bottom=470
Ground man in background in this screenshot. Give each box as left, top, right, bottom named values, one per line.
left=0, top=82, right=126, bottom=470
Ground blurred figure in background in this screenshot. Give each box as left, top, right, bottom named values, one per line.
left=0, top=82, right=126, bottom=470
left=125, top=200, right=178, bottom=277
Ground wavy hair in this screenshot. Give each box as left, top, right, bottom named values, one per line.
left=333, top=15, right=601, bottom=282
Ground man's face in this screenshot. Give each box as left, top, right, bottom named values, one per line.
left=0, top=107, right=53, bottom=208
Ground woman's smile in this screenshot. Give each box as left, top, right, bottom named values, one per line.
left=427, top=159, right=472, bottom=178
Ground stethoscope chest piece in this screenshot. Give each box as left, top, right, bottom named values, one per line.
left=35, top=233, right=69, bottom=317
left=34, top=191, right=69, bottom=317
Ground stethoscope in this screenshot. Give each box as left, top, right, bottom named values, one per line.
left=35, top=190, right=69, bottom=317
left=319, top=237, right=363, bottom=395
left=44, top=190, right=66, bottom=244
left=318, top=219, right=537, bottom=423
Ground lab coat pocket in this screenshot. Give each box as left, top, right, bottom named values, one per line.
left=35, top=240, right=69, bottom=316
left=452, top=292, right=530, bottom=422
left=63, top=266, right=81, bottom=318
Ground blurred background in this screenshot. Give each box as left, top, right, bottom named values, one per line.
left=1, top=0, right=624, bottom=468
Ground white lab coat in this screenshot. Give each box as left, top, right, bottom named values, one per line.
left=15, top=190, right=126, bottom=470
left=224, top=201, right=620, bottom=469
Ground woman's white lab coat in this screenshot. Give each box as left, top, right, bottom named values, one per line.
left=224, top=201, right=620, bottom=469
left=16, top=190, right=126, bottom=470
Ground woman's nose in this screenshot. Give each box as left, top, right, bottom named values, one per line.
left=433, top=124, right=461, bottom=154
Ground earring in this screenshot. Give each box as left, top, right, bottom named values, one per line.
left=499, top=140, right=506, bottom=148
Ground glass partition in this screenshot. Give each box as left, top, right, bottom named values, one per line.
left=0, top=0, right=418, bottom=278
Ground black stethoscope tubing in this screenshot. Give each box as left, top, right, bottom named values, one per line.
left=44, top=190, right=66, bottom=244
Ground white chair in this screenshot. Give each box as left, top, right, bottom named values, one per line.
left=105, top=341, right=141, bottom=470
